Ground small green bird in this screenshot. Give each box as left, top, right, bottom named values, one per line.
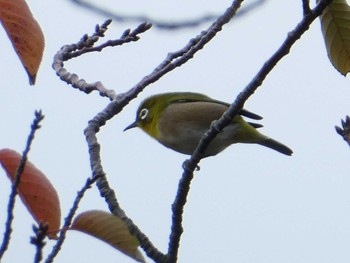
left=124, top=92, right=293, bottom=157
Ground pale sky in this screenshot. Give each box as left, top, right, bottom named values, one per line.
left=1, top=1, right=350, bottom=262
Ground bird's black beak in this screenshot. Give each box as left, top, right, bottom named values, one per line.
left=124, top=121, right=138, bottom=131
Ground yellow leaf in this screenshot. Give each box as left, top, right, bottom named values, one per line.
left=319, top=0, right=350, bottom=76
left=0, top=0, right=45, bottom=84
left=71, top=210, right=145, bottom=263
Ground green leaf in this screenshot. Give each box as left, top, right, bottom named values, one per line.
left=319, top=0, right=350, bottom=75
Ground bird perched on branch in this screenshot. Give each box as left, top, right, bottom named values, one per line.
left=124, top=92, right=293, bottom=157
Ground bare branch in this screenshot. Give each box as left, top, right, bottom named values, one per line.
left=0, top=110, right=44, bottom=259
left=44, top=176, right=101, bottom=263
left=165, top=0, right=247, bottom=259
left=168, top=0, right=333, bottom=261
left=83, top=0, right=249, bottom=261
left=69, top=0, right=267, bottom=30
left=52, top=20, right=152, bottom=100
left=53, top=1, right=333, bottom=262
left=84, top=106, right=167, bottom=262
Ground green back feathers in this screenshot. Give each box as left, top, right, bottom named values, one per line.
left=137, top=92, right=262, bottom=134
left=136, top=92, right=262, bottom=120
left=135, top=92, right=263, bottom=138
left=143, top=92, right=263, bottom=120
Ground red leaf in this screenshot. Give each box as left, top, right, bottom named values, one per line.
left=0, top=149, right=61, bottom=239
left=71, top=210, right=145, bottom=262
left=0, top=0, right=45, bottom=85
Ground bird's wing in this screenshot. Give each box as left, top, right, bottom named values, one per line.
left=171, top=95, right=263, bottom=120
left=161, top=101, right=230, bottom=131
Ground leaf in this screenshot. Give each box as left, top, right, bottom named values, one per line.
left=0, top=149, right=61, bottom=239
left=0, top=0, right=45, bottom=85
left=318, top=0, right=350, bottom=75
left=71, top=210, right=145, bottom=263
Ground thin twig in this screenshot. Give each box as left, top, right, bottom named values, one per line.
left=44, top=176, right=101, bottom=263
left=67, top=22, right=152, bottom=59
left=0, top=110, right=44, bottom=259
left=69, top=0, right=267, bottom=30
left=31, top=223, right=49, bottom=263
left=52, top=20, right=152, bottom=100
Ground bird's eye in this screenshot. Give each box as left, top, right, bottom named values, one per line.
left=139, top=108, right=149, bottom=120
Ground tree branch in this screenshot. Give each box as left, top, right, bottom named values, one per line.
left=31, top=223, right=48, bottom=263
left=168, top=0, right=333, bottom=261
left=52, top=20, right=152, bottom=100
left=0, top=110, right=44, bottom=260
left=56, top=0, right=245, bottom=260
left=44, top=176, right=101, bottom=263
left=302, top=0, right=312, bottom=16
left=69, top=0, right=267, bottom=30
left=83, top=0, right=250, bottom=260
left=53, top=0, right=333, bottom=262
left=166, top=0, right=246, bottom=260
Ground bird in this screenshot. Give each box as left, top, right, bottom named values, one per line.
left=124, top=92, right=293, bottom=157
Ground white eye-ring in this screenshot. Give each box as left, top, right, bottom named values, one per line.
left=139, top=108, right=149, bottom=120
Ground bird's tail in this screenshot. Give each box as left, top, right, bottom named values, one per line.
left=257, top=138, right=293, bottom=156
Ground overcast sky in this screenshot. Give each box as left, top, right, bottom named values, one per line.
left=1, top=1, right=350, bottom=262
